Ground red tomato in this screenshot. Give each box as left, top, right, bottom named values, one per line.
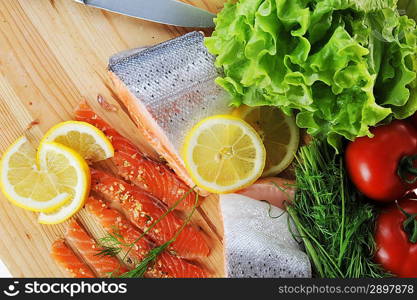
left=375, top=198, right=417, bottom=277
left=345, top=120, right=417, bottom=202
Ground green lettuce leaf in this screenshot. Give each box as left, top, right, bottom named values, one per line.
left=399, top=0, right=417, bottom=21
left=206, top=0, right=417, bottom=149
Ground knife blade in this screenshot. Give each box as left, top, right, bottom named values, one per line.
left=74, top=0, right=215, bottom=28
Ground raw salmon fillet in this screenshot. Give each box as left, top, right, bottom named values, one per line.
left=155, top=251, right=208, bottom=278
left=90, top=168, right=210, bottom=259
left=108, top=32, right=232, bottom=196
left=86, top=197, right=208, bottom=278
left=74, top=101, right=200, bottom=211
left=51, top=239, right=95, bottom=278
left=65, top=219, right=128, bottom=277
left=237, top=177, right=295, bottom=209
left=85, top=197, right=151, bottom=260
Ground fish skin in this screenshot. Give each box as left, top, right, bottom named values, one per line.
left=220, top=194, right=311, bottom=278
left=108, top=31, right=232, bottom=195
left=86, top=197, right=208, bottom=278
left=65, top=219, right=128, bottom=277
left=90, top=168, right=210, bottom=259
left=74, top=101, right=199, bottom=211
left=50, top=239, right=95, bottom=278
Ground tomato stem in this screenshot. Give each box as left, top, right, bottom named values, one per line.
left=395, top=201, right=417, bottom=244
left=397, top=155, right=417, bottom=184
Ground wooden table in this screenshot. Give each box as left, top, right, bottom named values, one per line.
left=0, top=0, right=226, bottom=277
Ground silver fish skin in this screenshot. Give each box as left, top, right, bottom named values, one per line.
left=108, top=32, right=232, bottom=193
left=220, top=194, right=311, bottom=278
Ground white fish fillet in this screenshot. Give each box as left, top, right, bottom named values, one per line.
left=108, top=32, right=233, bottom=195
left=220, top=194, right=311, bottom=278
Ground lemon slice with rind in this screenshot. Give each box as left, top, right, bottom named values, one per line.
left=41, top=121, right=114, bottom=162
left=0, top=137, right=70, bottom=212
left=182, top=115, right=266, bottom=194
left=37, top=142, right=90, bottom=224
left=233, top=105, right=299, bottom=177
left=0, top=136, right=90, bottom=213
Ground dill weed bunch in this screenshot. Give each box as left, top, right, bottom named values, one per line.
left=286, top=140, right=388, bottom=278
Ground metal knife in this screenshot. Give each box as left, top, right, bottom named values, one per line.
left=73, top=0, right=215, bottom=28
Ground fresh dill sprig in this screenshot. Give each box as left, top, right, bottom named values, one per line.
left=120, top=186, right=197, bottom=261
left=260, top=181, right=294, bottom=219
left=95, top=230, right=127, bottom=257
left=96, top=245, right=123, bottom=258
left=118, top=243, right=170, bottom=278
left=260, top=200, right=285, bottom=219
left=286, top=140, right=390, bottom=278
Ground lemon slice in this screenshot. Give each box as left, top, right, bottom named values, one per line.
left=0, top=137, right=70, bottom=212
left=41, top=121, right=114, bottom=162
left=37, top=142, right=90, bottom=224
left=182, top=115, right=266, bottom=194
left=233, top=105, right=299, bottom=177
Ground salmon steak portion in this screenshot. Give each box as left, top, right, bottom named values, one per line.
left=237, top=177, right=295, bottom=209
left=65, top=219, right=128, bottom=277
left=74, top=101, right=200, bottom=211
left=85, top=196, right=151, bottom=260
left=86, top=197, right=208, bottom=278
left=156, top=252, right=208, bottom=278
left=51, top=239, right=95, bottom=278
left=90, top=169, right=210, bottom=259
left=107, top=32, right=232, bottom=197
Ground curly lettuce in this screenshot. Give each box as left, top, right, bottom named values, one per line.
left=206, top=0, right=417, bottom=149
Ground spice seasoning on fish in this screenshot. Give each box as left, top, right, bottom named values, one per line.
left=90, top=169, right=210, bottom=259
left=118, top=190, right=201, bottom=278
left=65, top=220, right=128, bottom=277
left=74, top=100, right=201, bottom=211
left=87, top=197, right=207, bottom=278
left=51, top=239, right=95, bottom=278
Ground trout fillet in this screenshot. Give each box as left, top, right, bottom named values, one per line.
left=90, top=169, right=210, bottom=259
left=51, top=239, right=95, bottom=278
left=86, top=197, right=208, bottom=278
left=65, top=220, right=128, bottom=277
left=75, top=101, right=200, bottom=211
left=108, top=31, right=233, bottom=196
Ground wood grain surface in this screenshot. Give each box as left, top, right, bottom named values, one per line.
left=0, top=0, right=226, bottom=278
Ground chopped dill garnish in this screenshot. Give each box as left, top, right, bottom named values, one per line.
left=96, top=245, right=122, bottom=258
left=118, top=243, right=170, bottom=278
left=95, top=230, right=127, bottom=257
left=287, top=140, right=390, bottom=278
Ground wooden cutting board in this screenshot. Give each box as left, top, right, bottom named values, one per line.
left=0, top=0, right=227, bottom=278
